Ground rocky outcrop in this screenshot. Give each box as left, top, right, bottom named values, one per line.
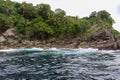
left=74, top=28, right=120, bottom=50
left=0, top=28, right=120, bottom=50
left=0, top=28, right=21, bottom=45
left=88, top=29, right=114, bottom=42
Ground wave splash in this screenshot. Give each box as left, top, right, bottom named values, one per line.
left=0, top=47, right=99, bottom=54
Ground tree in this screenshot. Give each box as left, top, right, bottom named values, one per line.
left=26, top=17, right=54, bottom=40
left=0, top=0, right=15, bottom=16
left=18, top=2, right=37, bottom=20
left=15, top=15, right=26, bottom=35
left=55, top=8, right=66, bottom=17
left=89, top=11, right=97, bottom=18
left=97, top=10, right=115, bottom=27
left=36, top=4, right=52, bottom=19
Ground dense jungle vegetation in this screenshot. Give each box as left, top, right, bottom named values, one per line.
left=0, top=0, right=119, bottom=40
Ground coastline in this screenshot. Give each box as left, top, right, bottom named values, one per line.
left=0, top=38, right=120, bottom=50
left=0, top=28, right=120, bottom=50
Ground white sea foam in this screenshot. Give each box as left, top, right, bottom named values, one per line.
left=78, top=47, right=98, bottom=51
left=31, top=47, right=44, bottom=50
left=0, top=49, right=16, bottom=52
left=76, top=48, right=97, bottom=54
left=0, top=47, right=98, bottom=53
left=48, top=47, right=57, bottom=50
left=99, top=50, right=118, bottom=54
left=0, top=47, right=44, bottom=53
left=0, top=47, right=119, bottom=54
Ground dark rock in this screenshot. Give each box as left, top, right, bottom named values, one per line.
left=88, top=29, right=113, bottom=42
left=48, top=38, right=56, bottom=44
left=85, top=29, right=120, bottom=50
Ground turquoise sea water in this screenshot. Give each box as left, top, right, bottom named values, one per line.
left=0, top=48, right=120, bottom=80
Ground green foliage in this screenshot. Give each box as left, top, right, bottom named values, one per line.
left=112, top=29, right=120, bottom=39
left=0, top=13, right=15, bottom=32
left=89, top=10, right=115, bottom=28
left=15, top=15, right=26, bottom=34
left=18, top=2, right=37, bottom=20
left=0, top=0, right=119, bottom=40
left=36, top=4, right=52, bottom=19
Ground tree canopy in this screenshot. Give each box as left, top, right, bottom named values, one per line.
left=0, top=0, right=116, bottom=40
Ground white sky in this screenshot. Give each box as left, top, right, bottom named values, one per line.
left=11, top=0, right=120, bottom=32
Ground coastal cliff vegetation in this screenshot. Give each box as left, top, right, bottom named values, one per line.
left=0, top=0, right=120, bottom=49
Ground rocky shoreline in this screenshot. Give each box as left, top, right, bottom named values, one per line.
left=0, top=28, right=120, bottom=50
left=0, top=38, right=120, bottom=50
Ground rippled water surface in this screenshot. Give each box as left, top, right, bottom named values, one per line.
left=0, top=48, right=120, bottom=80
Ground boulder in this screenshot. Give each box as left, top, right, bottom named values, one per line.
left=0, top=36, right=6, bottom=43
left=3, top=28, right=20, bottom=43
left=88, top=29, right=112, bottom=42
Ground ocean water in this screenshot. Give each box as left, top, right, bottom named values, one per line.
left=0, top=48, right=120, bottom=80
